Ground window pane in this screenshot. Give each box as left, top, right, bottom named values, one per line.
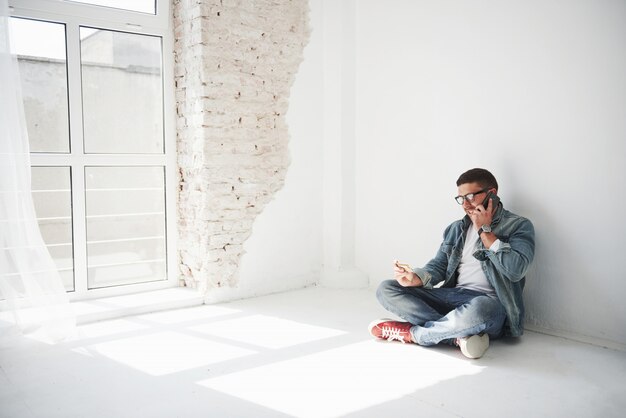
left=85, top=166, right=166, bottom=289
left=31, top=167, right=75, bottom=292
left=81, top=28, right=163, bottom=154
left=9, top=18, right=70, bottom=153
left=67, top=0, right=155, bottom=14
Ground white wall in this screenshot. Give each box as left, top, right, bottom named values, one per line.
left=354, top=0, right=626, bottom=348
left=205, top=0, right=325, bottom=303
left=224, top=0, right=626, bottom=348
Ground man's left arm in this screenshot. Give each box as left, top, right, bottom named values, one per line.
left=479, top=218, right=535, bottom=282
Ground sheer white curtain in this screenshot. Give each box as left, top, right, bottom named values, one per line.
left=0, top=0, right=75, bottom=341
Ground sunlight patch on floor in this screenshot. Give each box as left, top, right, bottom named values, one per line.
left=135, top=305, right=241, bottom=324
left=189, top=314, right=347, bottom=349
left=197, top=340, right=484, bottom=418
left=73, top=331, right=257, bottom=376
left=72, top=318, right=148, bottom=339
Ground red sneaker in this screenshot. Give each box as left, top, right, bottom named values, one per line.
left=368, top=318, right=414, bottom=343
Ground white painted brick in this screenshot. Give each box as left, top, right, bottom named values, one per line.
left=175, top=0, right=309, bottom=290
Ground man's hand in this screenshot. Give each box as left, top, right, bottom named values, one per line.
left=393, top=260, right=423, bottom=287
left=469, top=198, right=499, bottom=248
left=469, top=197, right=494, bottom=231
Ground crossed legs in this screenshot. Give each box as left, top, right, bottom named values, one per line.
left=376, top=280, right=506, bottom=346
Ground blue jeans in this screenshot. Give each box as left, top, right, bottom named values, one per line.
left=376, top=280, right=507, bottom=346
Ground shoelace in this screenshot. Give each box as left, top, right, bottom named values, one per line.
left=381, top=326, right=406, bottom=343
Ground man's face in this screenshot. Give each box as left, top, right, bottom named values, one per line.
left=456, top=182, right=493, bottom=215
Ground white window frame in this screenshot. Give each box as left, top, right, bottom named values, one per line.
left=9, top=0, right=178, bottom=300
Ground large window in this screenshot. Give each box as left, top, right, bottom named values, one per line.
left=8, top=0, right=175, bottom=299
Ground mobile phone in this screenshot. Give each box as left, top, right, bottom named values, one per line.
left=481, top=191, right=500, bottom=209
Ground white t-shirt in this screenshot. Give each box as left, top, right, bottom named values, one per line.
left=456, top=226, right=499, bottom=295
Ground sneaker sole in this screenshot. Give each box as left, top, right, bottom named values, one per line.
left=460, top=334, right=489, bottom=359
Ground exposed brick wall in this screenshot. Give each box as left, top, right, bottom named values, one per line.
left=173, top=0, right=310, bottom=292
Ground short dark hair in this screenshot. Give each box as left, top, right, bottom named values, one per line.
left=456, top=168, right=498, bottom=190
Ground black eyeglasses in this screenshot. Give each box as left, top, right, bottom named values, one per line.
left=454, top=188, right=490, bottom=205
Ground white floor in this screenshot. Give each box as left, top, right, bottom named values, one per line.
left=1, top=287, right=625, bottom=418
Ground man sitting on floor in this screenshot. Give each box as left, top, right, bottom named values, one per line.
left=369, top=168, right=535, bottom=359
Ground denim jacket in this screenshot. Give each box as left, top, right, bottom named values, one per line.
left=413, top=203, right=535, bottom=337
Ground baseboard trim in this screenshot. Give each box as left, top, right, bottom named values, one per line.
left=525, top=324, right=626, bottom=352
